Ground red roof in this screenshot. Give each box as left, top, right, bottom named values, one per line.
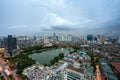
left=111, top=62, right=120, bottom=74
left=67, top=66, right=84, bottom=74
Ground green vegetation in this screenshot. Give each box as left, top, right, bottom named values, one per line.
left=50, top=53, right=64, bottom=65
left=117, top=73, right=120, bottom=79
left=8, top=74, right=14, bottom=80
left=20, top=74, right=28, bottom=80
left=87, top=52, right=100, bottom=72
left=109, top=63, right=115, bottom=69
left=84, top=47, right=90, bottom=50
left=89, top=53, right=96, bottom=72
left=9, top=46, right=62, bottom=75
left=22, top=45, right=58, bottom=53
left=72, top=46, right=80, bottom=50
left=50, top=59, right=56, bottom=65
left=58, top=53, right=64, bottom=59
left=8, top=45, right=65, bottom=78
left=54, top=56, right=59, bottom=62
left=0, top=73, right=5, bottom=80
left=69, top=50, right=77, bottom=54
left=10, top=53, right=35, bottom=75
left=44, top=64, right=50, bottom=67
left=0, top=53, right=4, bottom=57
left=22, top=45, right=42, bottom=53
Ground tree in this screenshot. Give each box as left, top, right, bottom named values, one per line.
left=0, top=73, right=5, bottom=80
left=54, top=56, right=59, bottom=62
left=21, top=75, right=28, bottom=80
left=59, top=53, right=64, bottom=59
left=44, top=64, right=48, bottom=66
left=50, top=59, right=55, bottom=65
left=8, top=75, right=14, bottom=80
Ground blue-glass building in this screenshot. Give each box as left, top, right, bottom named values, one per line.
left=4, top=35, right=17, bottom=56
left=87, top=34, right=93, bottom=41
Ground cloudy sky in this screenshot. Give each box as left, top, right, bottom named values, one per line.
left=0, top=0, right=120, bottom=36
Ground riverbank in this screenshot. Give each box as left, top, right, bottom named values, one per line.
left=22, top=46, right=59, bottom=54
left=29, top=47, right=73, bottom=65
left=11, top=46, right=72, bottom=75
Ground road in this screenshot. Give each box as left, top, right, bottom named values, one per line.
left=96, top=64, right=102, bottom=80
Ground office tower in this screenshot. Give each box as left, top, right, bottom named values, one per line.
left=4, top=35, right=17, bottom=56
left=93, top=37, right=97, bottom=41
left=98, top=34, right=100, bottom=38
left=53, top=33, right=56, bottom=37
left=33, top=36, right=36, bottom=41
left=68, top=34, right=72, bottom=42
left=0, top=39, right=2, bottom=46
left=118, top=36, right=120, bottom=43
left=53, top=33, right=58, bottom=41
left=87, top=34, right=93, bottom=41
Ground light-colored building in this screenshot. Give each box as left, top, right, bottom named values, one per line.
left=63, top=60, right=94, bottom=80
left=98, top=36, right=105, bottom=44
left=43, top=38, right=52, bottom=47
left=0, top=48, right=5, bottom=53
left=63, top=63, right=85, bottom=80
left=23, top=65, right=54, bottom=80
left=58, top=35, right=72, bottom=42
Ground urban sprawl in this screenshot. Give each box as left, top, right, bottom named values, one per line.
left=0, top=33, right=120, bottom=80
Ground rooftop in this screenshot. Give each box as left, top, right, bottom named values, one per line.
left=79, top=50, right=87, bottom=55
left=67, top=66, right=84, bottom=74
left=111, top=62, right=120, bottom=73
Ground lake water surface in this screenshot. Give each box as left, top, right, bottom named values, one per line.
left=29, top=47, right=73, bottom=65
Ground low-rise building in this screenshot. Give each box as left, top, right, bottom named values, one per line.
left=63, top=59, right=94, bottom=80
left=99, top=59, right=119, bottom=80
left=23, top=65, right=54, bottom=80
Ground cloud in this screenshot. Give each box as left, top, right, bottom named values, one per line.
left=8, top=25, right=27, bottom=29
left=30, top=0, right=70, bottom=9
left=50, top=13, right=74, bottom=26
left=0, top=0, right=120, bottom=35
left=38, top=12, right=75, bottom=31
left=51, top=25, right=75, bottom=31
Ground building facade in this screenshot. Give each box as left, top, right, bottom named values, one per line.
left=4, top=35, right=17, bottom=56
left=63, top=61, right=94, bottom=80
left=87, top=35, right=93, bottom=41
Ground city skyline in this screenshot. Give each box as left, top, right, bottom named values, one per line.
left=0, top=0, right=120, bottom=36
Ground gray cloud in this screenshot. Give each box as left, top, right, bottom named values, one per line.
left=0, top=0, right=120, bottom=35
left=51, top=25, right=76, bottom=31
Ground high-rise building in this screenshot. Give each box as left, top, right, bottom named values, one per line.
left=53, top=33, right=58, bottom=41
left=118, top=36, right=120, bottom=43
left=4, top=35, right=17, bottom=56
left=98, top=36, right=105, bottom=44
left=93, top=37, right=97, bottom=41
left=53, top=33, right=56, bottom=37
left=87, top=34, right=93, bottom=41
left=98, top=34, right=100, bottom=38
left=0, top=39, right=2, bottom=46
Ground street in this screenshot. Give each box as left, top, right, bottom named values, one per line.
left=96, top=64, right=102, bottom=80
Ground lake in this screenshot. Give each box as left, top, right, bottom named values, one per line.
left=29, top=47, right=73, bottom=65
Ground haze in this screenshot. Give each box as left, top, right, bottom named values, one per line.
left=0, top=0, right=120, bottom=35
